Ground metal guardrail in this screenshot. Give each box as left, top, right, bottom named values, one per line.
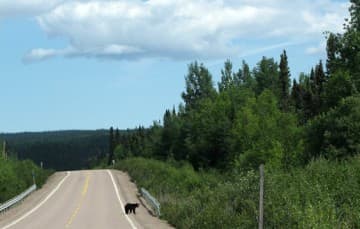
left=140, top=187, right=161, bottom=216
left=0, top=184, right=37, bottom=213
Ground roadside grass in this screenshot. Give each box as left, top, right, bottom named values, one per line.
left=116, top=158, right=259, bottom=228
left=116, top=156, right=360, bottom=228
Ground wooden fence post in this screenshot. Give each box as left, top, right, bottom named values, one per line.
left=259, top=164, right=264, bottom=229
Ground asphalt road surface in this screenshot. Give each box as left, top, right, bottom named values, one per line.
left=1, top=170, right=146, bottom=229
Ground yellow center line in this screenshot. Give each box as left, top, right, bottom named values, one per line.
left=82, top=174, right=90, bottom=196
left=65, top=174, right=90, bottom=228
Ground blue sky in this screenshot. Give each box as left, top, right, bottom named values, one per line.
left=0, top=0, right=349, bottom=132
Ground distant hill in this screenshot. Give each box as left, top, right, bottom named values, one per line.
left=0, top=130, right=110, bottom=171
left=0, top=130, right=108, bottom=144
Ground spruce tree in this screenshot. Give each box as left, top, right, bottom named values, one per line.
left=326, top=33, right=340, bottom=76
left=279, top=50, right=291, bottom=111
left=108, top=127, right=115, bottom=165
left=291, top=79, right=302, bottom=112
left=115, top=128, right=120, bottom=145
left=314, top=60, right=326, bottom=96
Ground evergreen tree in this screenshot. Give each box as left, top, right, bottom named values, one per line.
left=115, top=128, right=120, bottom=145
left=309, top=68, right=316, bottom=94
left=108, top=127, right=115, bottom=165
left=315, top=61, right=326, bottom=97
left=279, top=50, right=291, bottom=111
left=160, top=108, right=183, bottom=160
left=305, top=62, right=327, bottom=116
left=291, top=79, right=303, bottom=112
left=326, top=33, right=340, bottom=76
left=161, top=109, right=172, bottom=159
left=312, top=61, right=327, bottom=113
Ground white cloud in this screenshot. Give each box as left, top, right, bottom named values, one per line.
left=23, top=44, right=145, bottom=62
left=22, top=47, right=62, bottom=63
left=0, top=0, right=63, bottom=18
left=14, top=0, right=350, bottom=61
left=305, top=41, right=327, bottom=55
left=23, top=48, right=59, bottom=62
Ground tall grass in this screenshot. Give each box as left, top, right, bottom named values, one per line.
left=117, top=158, right=259, bottom=228
left=116, top=157, right=360, bottom=228
left=265, top=157, right=360, bottom=228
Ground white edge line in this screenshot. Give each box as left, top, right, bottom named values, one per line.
left=1, top=171, right=71, bottom=229
left=107, top=170, right=138, bottom=229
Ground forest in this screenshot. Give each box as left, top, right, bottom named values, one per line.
left=0, top=130, right=109, bottom=170
left=105, top=1, right=360, bottom=227
left=0, top=131, right=107, bottom=204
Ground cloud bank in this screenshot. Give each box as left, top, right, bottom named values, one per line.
left=3, top=0, right=349, bottom=61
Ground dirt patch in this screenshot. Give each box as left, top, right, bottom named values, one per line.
left=111, top=169, right=174, bottom=229
left=0, top=172, right=66, bottom=228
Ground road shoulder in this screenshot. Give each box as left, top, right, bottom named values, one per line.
left=0, top=172, right=66, bottom=228
left=111, top=169, right=174, bottom=229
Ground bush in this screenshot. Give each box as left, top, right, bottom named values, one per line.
left=305, top=96, right=360, bottom=161
left=0, top=157, right=53, bottom=203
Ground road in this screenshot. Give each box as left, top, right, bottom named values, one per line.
left=1, top=170, right=148, bottom=229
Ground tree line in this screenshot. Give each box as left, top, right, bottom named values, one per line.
left=107, top=0, right=360, bottom=171
left=0, top=130, right=109, bottom=170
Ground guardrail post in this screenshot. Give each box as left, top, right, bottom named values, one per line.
left=0, top=184, right=37, bottom=213
left=141, top=188, right=161, bottom=217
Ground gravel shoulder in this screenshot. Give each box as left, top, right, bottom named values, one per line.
left=0, top=172, right=67, bottom=228
left=111, top=169, right=174, bottom=229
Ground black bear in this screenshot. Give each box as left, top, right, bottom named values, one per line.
left=125, top=203, right=139, bottom=214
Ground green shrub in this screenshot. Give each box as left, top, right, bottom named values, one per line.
left=0, top=157, right=53, bottom=203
